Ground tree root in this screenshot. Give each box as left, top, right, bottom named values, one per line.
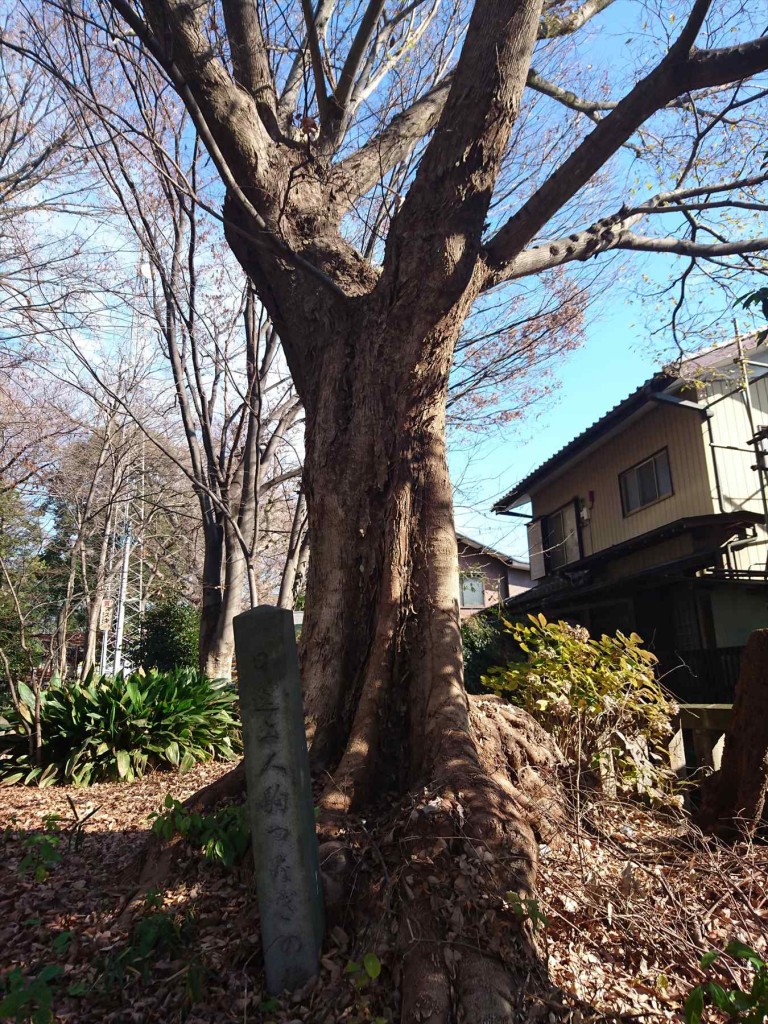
left=114, top=699, right=569, bottom=1021
left=393, top=699, right=566, bottom=1022
left=116, top=760, right=247, bottom=920
left=182, top=759, right=246, bottom=813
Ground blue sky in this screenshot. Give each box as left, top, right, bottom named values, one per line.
left=450, top=284, right=658, bottom=560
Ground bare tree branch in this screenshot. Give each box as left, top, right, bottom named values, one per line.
left=330, top=0, right=387, bottom=134
left=221, top=0, right=279, bottom=136
left=298, top=0, right=331, bottom=126
left=526, top=67, right=613, bottom=120
left=330, top=73, right=452, bottom=213
left=485, top=17, right=768, bottom=273
left=615, top=233, right=768, bottom=259
left=485, top=182, right=768, bottom=288
left=277, top=0, right=336, bottom=127
left=383, top=0, right=544, bottom=311
left=538, top=0, right=615, bottom=39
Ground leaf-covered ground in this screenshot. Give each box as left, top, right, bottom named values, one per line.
left=1, top=764, right=766, bottom=1023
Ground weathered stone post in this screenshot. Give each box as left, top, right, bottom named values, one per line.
left=698, top=629, right=768, bottom=835
left=234, top=606, right=324, bottom=993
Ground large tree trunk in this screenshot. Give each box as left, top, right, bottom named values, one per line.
left=698, top=629, right=768, bottom=836
left=298, top=312, right=465, bottom=803
left=290, top=310, right=570, bottom=1017
left=83, top=512, right=115, bottom=674
left=53, top=551, right=79, bottom=680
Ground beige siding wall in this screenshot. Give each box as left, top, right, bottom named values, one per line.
left=698, top=373, right=768, bottom=575
left=728, top=528, right=768, bottom=575
left=531, top=403, right=714, bottom=557
left=705, top=375, right=768, bottom=516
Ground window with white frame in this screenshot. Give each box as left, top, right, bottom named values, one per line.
left=619, top=448, right=672, bottom=515
left=460, top=575, right=485, bottom=608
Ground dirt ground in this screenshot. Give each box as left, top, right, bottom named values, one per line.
left=1, top=764, right=767, bottom=1023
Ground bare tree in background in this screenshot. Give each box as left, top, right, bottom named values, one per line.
left=0, top=17, right=105, bottom=359
left=51, top=72, right=304, bottom=676
left=44, top=396, right=199, bottom=676
left=0, top=368, right=78, bottom=495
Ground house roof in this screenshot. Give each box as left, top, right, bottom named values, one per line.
left=501, top=511, right=764, bottom=613
left=492, top=335, right=764, bottom=514
left=456, top=532, right=529, bottom=571
left=492, top=373, right=674, bottom=512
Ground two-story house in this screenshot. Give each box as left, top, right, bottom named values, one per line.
left=493, top=337, right=768, bottom=702
left=456, top=533, right=532, bottom=618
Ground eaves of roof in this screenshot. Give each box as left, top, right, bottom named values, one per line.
left=501, top=548, right=730, bottom=614
left=501, top=511, right=762, bottom=611
left=456, top=532, right=530, bottom=571
left=492, top=372, right=675, bottom=513
left=493, top=334, right=768, bottom=516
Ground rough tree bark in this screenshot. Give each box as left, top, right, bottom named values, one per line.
left=698, top=629, right=768, bottom=837
left=199, top=520, right=227, bottom=677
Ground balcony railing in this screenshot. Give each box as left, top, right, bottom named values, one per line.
left=660, top=646, right=743, bottom=704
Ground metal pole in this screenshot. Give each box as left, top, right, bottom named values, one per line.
left=113, top=531, right=132, bottom=675
left=137, top=435, right=146, bottom=615
left=99, top=624, right=109, bottom=676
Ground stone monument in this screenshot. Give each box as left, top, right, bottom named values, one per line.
left=234, top=606, right=324, bottom=993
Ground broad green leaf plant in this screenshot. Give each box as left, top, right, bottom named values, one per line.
left=685, top=942, right=768, bottom=1024
left=149, top=795, right=249, bottom=869
left=0, top=667, right=240, bottom=786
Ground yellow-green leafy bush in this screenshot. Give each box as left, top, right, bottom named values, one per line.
left=482, top=614, right=677, bottom=797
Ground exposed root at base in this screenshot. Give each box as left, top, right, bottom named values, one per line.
left=317, top=698, right=568, bottom=1023
left=4, top=743, right=763, bottom=1023
left=118, top=760, right=247, bottom=915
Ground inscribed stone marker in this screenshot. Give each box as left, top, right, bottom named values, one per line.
left=234, top=606, right=324, bottom=993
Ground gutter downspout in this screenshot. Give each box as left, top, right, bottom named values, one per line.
left=704, top=411, right=727, bottom=516
left=735, top=332, right=768, bottom=546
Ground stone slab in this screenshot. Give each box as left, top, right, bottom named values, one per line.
left=234, top=606, right=324, bottom=994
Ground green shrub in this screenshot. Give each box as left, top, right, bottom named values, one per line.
left=128, top=599, right=199, bottom=672
left=98, top=904, right=204, bottom=996
left=0, top=667, right=240, bottom=786
left=149, top=795, right=249, bottom=868
left=685, top=942, right=768, bottom=1024
left=461, top=613, right=518, bottom=694
left=17, top=828, right=62, bottom=882
left=0, top=964, right=63, bottom=1023
left=482, top=614, right=677, bottom=796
